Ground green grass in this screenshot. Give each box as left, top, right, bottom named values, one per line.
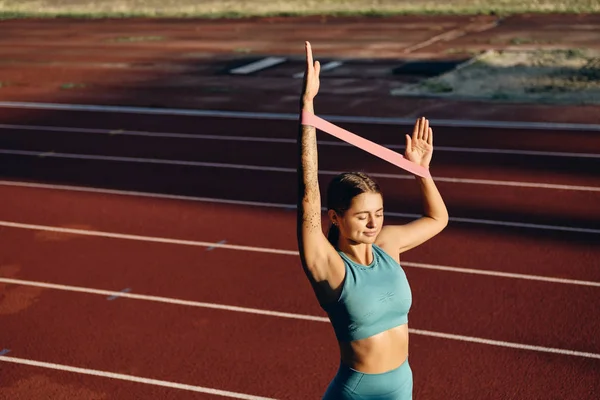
left=422, top=80, right=454, bottom=93
left=109, top=36, right=165, bottom=43
left=0, top=0, right=599, bottom=19
left=60, top=82, right=87, bottom=90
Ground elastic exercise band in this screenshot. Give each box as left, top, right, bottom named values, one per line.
left=301, top=111, right=432, bottom=179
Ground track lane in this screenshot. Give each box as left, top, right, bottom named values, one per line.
left=1, top=14, right=599, bottom=400
left=1, top=111, right=599, bottom=154
left=0, top=362, right=236, bottom=400
left=0, top=290, right=336, bottom=399
left=1, top=127, right=599, bottom=188
left=1, top=273, right=599, bottom=399
left=1, top=183, right=598, bottom=281
left=2, top=226, right=600, bottom=354
left=1, top=156, right=598, bottom=230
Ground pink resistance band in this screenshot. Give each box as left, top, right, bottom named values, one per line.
left=301, top=111, right=432, bottom=179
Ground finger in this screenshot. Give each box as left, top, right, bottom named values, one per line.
left=314, top=60, right=321, bottom=77
left=428, top=127, right=433, bottom=145
left=405, top=134, right=412, bottom=153
left=421, top=118, right=428, bottom=140
left=412, top=118, right=420, bottom=140
left=305, top=41, right=313, bottom=69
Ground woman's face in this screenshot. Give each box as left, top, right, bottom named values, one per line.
left=333, top=192, right=384, bottom=244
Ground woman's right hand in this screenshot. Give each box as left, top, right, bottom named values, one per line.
left=302, top=41, right=321, bottom=104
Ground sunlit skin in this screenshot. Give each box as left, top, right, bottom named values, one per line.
left=328, top=193, right=410, bottom=373
left=298, top=41, right=448, bottom=377
left=328, top=192, right=384, bottom=264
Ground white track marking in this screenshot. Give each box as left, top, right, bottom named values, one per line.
left=0, top=355, right=277, bottom=400
left=1, top=123, right=597, bottom=159
left=293, top=61, right=343, bottom=78
left=407, top=329, right=600, bottom=359
left=1, top=220, right=599, bottom=285
left=1, top=149, right=598, bottom=192
left=446, top=216, right=600, bottom=234
left=0, top=180, right=294, bottom=208
left=402, top=262, right=600, bottom=287
left=0, top=220, right=298, bottom=255
left=229, top=57, right=286, bottom=74
left=0, top=182, right=598, bottom=233
left=1, top=101, right=600, bottom=131
left=1, top=277, right=599, bottom=360
left=432, top=146, right=600, bottom=159
left=0, top=277, right=322, bottom=321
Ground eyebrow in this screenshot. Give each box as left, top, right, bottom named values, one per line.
left=353, top=208, right=384, bottom=215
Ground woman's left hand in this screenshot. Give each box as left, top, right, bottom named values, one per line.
left=405, top=117, right=433, bottom=168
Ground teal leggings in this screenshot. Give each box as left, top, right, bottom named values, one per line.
left=322, top=358, right=413, bottom=400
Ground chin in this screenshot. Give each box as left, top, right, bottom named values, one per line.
left=361, top=235, right=378, bottom=243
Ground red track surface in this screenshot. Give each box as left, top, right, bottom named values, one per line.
left=1, top=15, right=600, bottom=400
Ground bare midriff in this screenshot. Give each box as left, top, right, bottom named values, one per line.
left=339, top=324, right=409, bottom=374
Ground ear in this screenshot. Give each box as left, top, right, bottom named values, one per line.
left=327, top=209, right=338, bottom=225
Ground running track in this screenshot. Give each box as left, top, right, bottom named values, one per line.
left=1, top=103, right=599, bottom=400
left=1, top=16, right=600, bottom=400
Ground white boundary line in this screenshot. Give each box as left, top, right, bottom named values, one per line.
left=1, top=123, right=597, bottom=159
left=0, top=181, right=598, bottom=234
left=407, top=329, right=600, bottom=359
left=1, top=220, right=599, bottom=286
left=230, top=57, right=286, bottom=74
left=1, top=277, right=599, bottom=360
left=1, top=101, right=600, bottom=131
left=0, top=221, right=298, bottom=255
left=0, top=355, right=276, bottom=400
left=1, top=148, right=598, bottom=193
left=293, top=61, right=343, bottom=78
left=404, top=262, right=600, bottom=287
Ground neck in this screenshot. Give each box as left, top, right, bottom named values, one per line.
left=338, top=239, right=373, bottom=266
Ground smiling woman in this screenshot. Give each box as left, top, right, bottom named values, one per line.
left=325, top=172, right=383, bottom=246
left=296, top=41, right=449, bottom=399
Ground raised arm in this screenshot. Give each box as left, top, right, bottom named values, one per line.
left=296, top=42, right=341, bottom=287
left=376, top=117, right=449, bottom=254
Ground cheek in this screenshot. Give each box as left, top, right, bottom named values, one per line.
left=354, top=220, right=368, bottom=230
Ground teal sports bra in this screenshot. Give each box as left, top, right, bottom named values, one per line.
left=321, top=244, right=412, bottom=342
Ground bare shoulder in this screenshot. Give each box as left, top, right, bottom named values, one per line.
left=374, top=240, right=401, bottom=265
left=376, top=217, right=446, bottom=255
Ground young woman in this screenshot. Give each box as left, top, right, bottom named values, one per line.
left=297, top=41, right=449, bottom=399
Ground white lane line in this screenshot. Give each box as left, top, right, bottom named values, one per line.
left=402, top=262, right=600, bottom=287
left=1, top=277, right=599, bottom=360
left=0, top=149, right=292, bottom=172
left=445, top=216, right=600, bottom=234
left=432, top=146, right=600, bottom=159
left=230, top=57, right=286, bottom=74
left=408, top=329, right=600, bottom=360
left=0, top=179, right=295, bottom=208
left=293, top=61, right=344, bottom=78
left=0, top=220, right=298, bottom=255
left=1, top=123, right=597, bottom=159
left=0, top=277, right=325, bottom=322
left=2, top=220, right=600, bottom=286
left=1, top=148, right=598, bottom=193
left=1, top=182, right=599, bottom=234
left=1, top=101, right=600, bottom=131
left=0, top=355, right=276, bottom=400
